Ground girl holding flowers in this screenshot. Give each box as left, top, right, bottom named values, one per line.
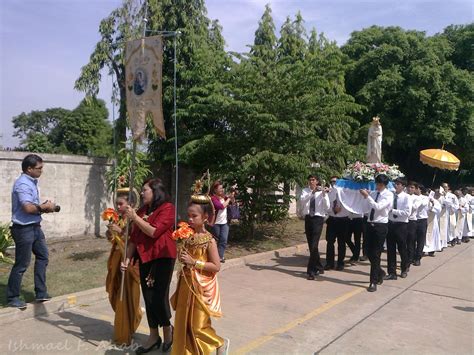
left=170, top=189, right=230, bottom=355
left=103, top=189, right=142, bottom=346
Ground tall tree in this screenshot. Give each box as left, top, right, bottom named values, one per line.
left=75, top=0, right=143, bottom=146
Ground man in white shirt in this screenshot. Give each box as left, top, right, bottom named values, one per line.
left=406, top=181, right=420, bottom=267
left=325, top=177, right=351, bottom=272
left=385, top=178, right=412, bottom=280
left=414, top=184, right=430, bottom=266
left=360, top=174, right=393, bottom=292
left=299, top=175, right=330, bottom=280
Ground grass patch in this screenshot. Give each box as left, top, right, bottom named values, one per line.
left=0, top=217, right=311, bottom=307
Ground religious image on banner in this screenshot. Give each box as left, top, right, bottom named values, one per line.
left=125, top=35, right=165, bottom=141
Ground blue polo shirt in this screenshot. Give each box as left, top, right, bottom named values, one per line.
left=12, top=173, right=42, bottom=225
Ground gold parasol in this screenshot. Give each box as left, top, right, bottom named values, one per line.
left=420, top=149, right=460, bottom=171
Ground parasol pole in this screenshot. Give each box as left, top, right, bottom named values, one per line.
left=119, top=0, right=148, bottom=302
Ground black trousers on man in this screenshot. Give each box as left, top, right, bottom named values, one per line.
left=407, top=220, right=417, bottom=264
left=326, top=216, right=350, bottom=268
left=305, top=215, right=325, bottom=275
left=366, top=222, right=388, bottom=284
left=415, top=218, right=428, bottom=261
left=347, top=217, right=364, bottom=260
left=386, top=221, right=408, bottom=275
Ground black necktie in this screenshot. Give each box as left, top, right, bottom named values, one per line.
left=370, top=192, right=380, bottom=221
left=393, top=194, right=398, bottom=219
left=309, top=193, right=316, bottom=216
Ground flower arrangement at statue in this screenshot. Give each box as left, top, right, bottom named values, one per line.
left=101, top=208, right=119, bottom=224
left=343, top=161, right=404, bottom=182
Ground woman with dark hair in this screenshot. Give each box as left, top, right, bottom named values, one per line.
left=210, top=181, right=233, bottom=263
left=122, top=178, right=176, bottom=354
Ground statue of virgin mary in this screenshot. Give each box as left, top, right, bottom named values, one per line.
left=367, top=116, right=382, bottom=163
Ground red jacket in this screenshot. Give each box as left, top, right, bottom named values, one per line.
left=130, top=202, right=177, bottom=263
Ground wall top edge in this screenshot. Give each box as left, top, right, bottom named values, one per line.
left=0, top=151, right=113, bottom=166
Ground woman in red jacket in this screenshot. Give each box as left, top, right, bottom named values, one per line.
left=122, top=178, right=177, bottom=354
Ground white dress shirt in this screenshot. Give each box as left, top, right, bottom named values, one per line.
left=365, top=188, right=393, bottom=224
left=444, top=192, right=459, bottom=213
left=416, top=195, right=430, bottom=220
left=299, top=187, right=330, bottom=217
left=408, top=194, right=420, bottom=221
left=389, top=191, right=412, bottom=223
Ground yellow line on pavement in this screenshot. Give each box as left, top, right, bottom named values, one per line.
left=235, top=287, right=364, bottom=354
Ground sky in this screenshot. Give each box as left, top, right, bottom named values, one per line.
left=1, top=0, right=472, bottom=148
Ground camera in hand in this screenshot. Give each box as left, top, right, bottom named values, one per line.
left=54, top=205, right=61, bottom=212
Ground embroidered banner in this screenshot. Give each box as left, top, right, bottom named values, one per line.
left=125, top=35, right=165, bottom=141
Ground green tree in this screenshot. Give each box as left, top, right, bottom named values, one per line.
left=75, top=0, right=143, bottom=146
left=59, top=98, right=113, bottom=156
left=440, top=23, right=474, bottom=71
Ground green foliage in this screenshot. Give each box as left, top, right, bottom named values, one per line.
left=343, top=26, right=474, bottom=182
left=105, top=146, right=151, bottom=193
left=12, top=99, right=113, bottom=157
left=0, top=223, right=14, bottom=264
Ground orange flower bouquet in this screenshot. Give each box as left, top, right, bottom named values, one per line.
left=101, top=208, right=119, bottom=225
left=171, top=222, right=194, bottom=242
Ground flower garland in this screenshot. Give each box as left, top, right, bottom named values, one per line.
left=343, top=161, right=405, bottom=182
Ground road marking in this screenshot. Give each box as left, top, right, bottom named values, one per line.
left=235, top=287, right=364, bottom=354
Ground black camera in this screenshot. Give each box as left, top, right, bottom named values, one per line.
left=54, top=205, right=61, bottom=212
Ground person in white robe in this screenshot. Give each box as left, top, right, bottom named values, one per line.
left=455, top=190, right=470, bottom=243
left=462, top=187, right=473, bottom=239
left=441, top=183, right=459, bottom=246
left=424, top=195, right=442, bottom=255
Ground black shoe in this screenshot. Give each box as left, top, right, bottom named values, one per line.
left=35, top=294, right=52, bottom=302
left=360, top=256, right=368, bottom=262
left=318, top=269, right=325, bottom=275
left=413, top=260, right=421, bottom=266
left=367, top=283, right=377, bottom=292
left=428, top=252, right=435, bottom=257
left=336, top=264, right=344, bottom=271
left=220, top=258, right=226, bottom=263
left=307, top=273, right=316, bottom=280
left=456, top=239, right=462, bottom=245
left=400, top=272, right=408, bottom=278
left=8, top=299, right=27, bottom=310
left=162, top=326, right=174, bottom=352
left=384, top=274, right=397, bottom=280
left=136, top=337, right=162, bottom=354
left=377, top=270, right=386, bottom=285
left=324, top=265, right=334, bottom=271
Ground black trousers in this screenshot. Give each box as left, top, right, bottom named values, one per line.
left=305, top=215, right=325, bottom=275
left=407, top=220, right=417, bottom=264
left=326, top=216, right=350, bottom=267
left=415, top=219, right=428, bottom=261
left=139, top=257, right=175, bottom=328
left=347, top=217, right=364, bottom=259
left=387, top=221, right=409, bottom=275
left=366, top=222, right=388, bottom=284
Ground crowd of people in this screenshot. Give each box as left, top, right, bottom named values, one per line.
left=299, top=174, right=473, bottom=292
left=7, top=153, right=472, bottom=354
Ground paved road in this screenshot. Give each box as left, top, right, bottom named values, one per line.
left=1, top=241, right=473, bottom=354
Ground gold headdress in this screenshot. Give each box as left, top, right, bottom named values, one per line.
left=190, top=170, right=212, bottom=204
left=116, top=187, right=140, bottom=207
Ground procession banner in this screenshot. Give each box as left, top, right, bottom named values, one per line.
left=125, top=35, right=165, bottom=141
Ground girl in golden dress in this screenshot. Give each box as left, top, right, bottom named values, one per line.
left=171, top=193, right=230, bottom=355
left=105, top=190, right=142, bottom=346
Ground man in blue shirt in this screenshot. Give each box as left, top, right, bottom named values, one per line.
left=7, top=154, right=57, bottom=309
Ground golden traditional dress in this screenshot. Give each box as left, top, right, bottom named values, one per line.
left=105, top=218, right=143, bottom=345
left=171, top=232, right=224, bottom=355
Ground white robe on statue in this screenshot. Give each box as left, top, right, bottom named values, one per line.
left=444, top=192, right=459, bottom=242
left=424, top=199, right=442, bottom=253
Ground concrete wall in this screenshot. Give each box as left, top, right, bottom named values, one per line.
left=0, top=151, right=112, bottom=239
